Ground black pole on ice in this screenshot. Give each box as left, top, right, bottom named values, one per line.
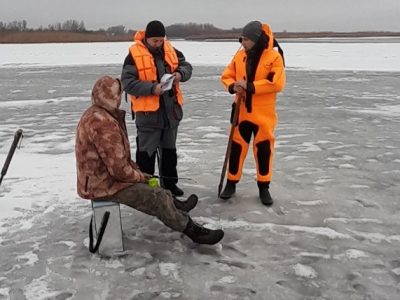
left=0, top=129, right=23, bottom=187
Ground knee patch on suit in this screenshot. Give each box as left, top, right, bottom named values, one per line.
left=256, top=140, right=271, bottom=176
left=229, top=141, right=242, bottom=175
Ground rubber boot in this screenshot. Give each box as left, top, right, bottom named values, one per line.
left=183, top=218, right=224, bottom=245
left=220, top=180, right=237, bottom=199
left=258, top=181, right=273, bottom=206
left=174, top=194, right=198, bottom=212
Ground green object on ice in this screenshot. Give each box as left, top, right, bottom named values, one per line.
left=148, top=177, right=159, bottom=188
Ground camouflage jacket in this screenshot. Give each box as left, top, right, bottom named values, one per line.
left=75, top=76, right=144, bottom=200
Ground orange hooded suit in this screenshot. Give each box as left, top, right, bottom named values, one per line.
left=221, top=23, right=286, bottom=184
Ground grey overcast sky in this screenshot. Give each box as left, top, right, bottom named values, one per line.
left=1, top=0, right=400, bottom=32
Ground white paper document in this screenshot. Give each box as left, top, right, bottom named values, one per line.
left=160, top=73, right=175, bottom=91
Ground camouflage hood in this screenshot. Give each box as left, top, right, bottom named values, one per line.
left=91, top=76, right=122, bottom=114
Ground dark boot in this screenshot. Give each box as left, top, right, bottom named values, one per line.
left=167, top=184, right=184, bottom=196
left=220, top=180, right=236, bottom=199
left=258, top=181, right=273, bottom=206
left=174, top=194, right=198, bottom=212
left=183, top=218, right=224, bottom=245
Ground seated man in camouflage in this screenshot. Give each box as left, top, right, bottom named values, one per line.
left=75, top=76, right=224, bottom=245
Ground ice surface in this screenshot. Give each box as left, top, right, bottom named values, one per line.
left=1, top=40, right=400, bottom=71
left=1, top=42, right=400, bottom=299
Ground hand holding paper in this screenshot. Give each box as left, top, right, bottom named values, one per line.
left=172, top=72, right=182, bottom=84
left=160, top=73, right=175, bottom=91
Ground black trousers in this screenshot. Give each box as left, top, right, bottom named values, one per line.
left=136, top=148, right=178, bottom=188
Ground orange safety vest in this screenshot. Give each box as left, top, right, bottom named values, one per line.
left=129, top=34, right=184, bottom=112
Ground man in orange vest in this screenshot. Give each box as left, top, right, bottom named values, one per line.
left=121, top=20, right=192, bottom=197
left=220, top=21, right=286, bottom=205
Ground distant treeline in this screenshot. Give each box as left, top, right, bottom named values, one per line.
left=0, top=19, right=235, bottom=37
left=0, top=20, right=241, bottom=43
left=1, top=19, right=400, bottom=43
left=0, top=19, right=134, bottom=35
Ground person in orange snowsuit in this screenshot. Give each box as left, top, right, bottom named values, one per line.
left=220, top=21, right=286, bottom=205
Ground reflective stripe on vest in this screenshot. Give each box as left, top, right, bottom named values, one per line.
left=129, top=40, right=184, bottom=112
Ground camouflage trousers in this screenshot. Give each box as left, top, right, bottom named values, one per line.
left=112, top=183, right=189, bottom=232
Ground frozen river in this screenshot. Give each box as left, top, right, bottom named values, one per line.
left=1, top=41, right=400, bottom=299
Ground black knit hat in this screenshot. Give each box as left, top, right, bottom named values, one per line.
left=145, top=20, right=166, bottom=38
left=241, top=21, right=262, bottom=43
